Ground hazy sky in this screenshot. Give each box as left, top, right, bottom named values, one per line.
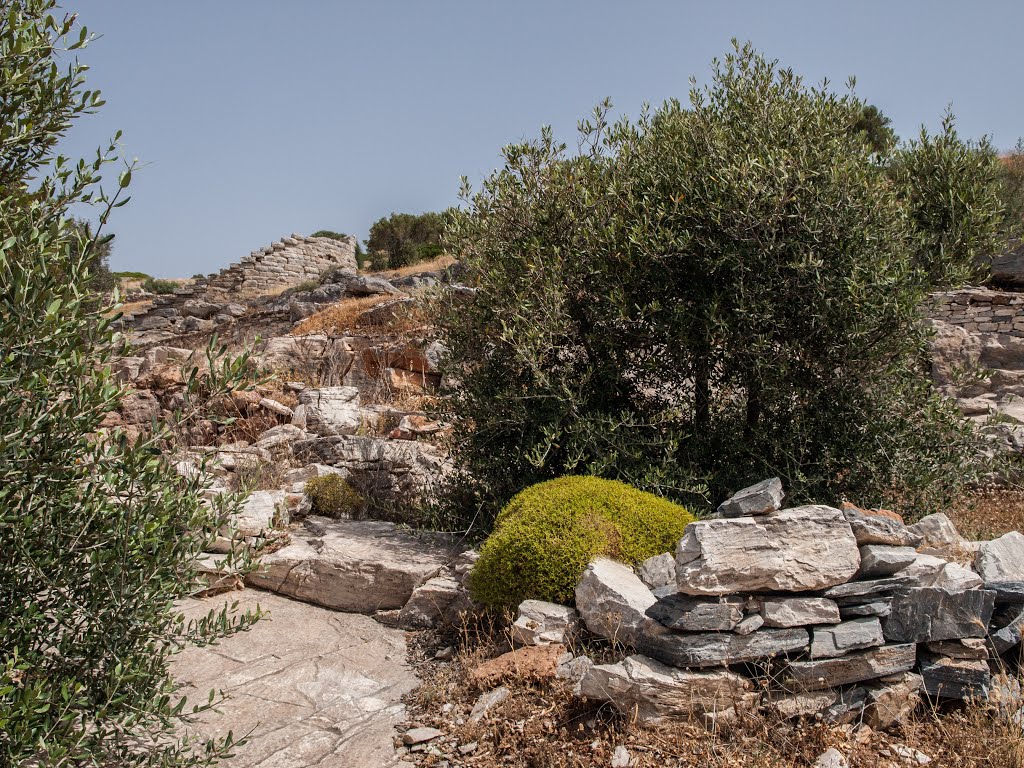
left=62, top=1, right=1024, bottom=277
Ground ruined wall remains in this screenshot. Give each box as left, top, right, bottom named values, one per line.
left=929, top=287, right=1024, bottom=338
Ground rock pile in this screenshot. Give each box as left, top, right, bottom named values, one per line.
left=516, top=479, right=1024, bottom=728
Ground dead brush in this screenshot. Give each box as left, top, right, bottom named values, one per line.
left=291, top=295, right=395, bottom=336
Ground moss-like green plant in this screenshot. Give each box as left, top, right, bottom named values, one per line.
left=304, top=473, right=362, bottom=519
left=468, top=476, right=694, bottom=609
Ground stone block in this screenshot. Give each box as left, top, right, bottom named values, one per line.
left=884, top=587, right=995, bottom=643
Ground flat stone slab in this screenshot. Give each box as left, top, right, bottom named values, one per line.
left=782, top=644, right=917, bottom=691
left=715, top=477, right=784, bottom=518
left=647, top=594, right=744, bottom=632
left=172, top=591, right=416, bottom=768
left=884, top=587, right=995, bottom=643
left=639, top=626, right=809, bottom=669
left=919, top=653, right=992, bottom=700
left=761, top=597, right=841, bottom=628
left=246, top=517, right=462, bottom=613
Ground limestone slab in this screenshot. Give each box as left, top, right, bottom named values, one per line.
left=761, top=597, right=841, bottom=628
left=639, top=626, right=809, bottom=669
left=715, top=477, right=784, bottom=518
left=575, top=558, right=658, bottom=647
left=810, top=618, right=884, bottom=658
left=646, top=594, right=743, bottom=631
left=977, top=531, right=1024, bottom=583
left=884, top=587, right=995, bottom=643
left=782, top=644, right=917, bottom=691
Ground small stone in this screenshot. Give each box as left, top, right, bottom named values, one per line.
left=823, top=576, right=916, bottom=599
left=991, top=605, right=1024, bottom=654
left=469, top=686, right=510, bottom=722
left=864, top=672, right=922, bottom=729
left=919, top=653, right=991, bottom=700
left=813, top=747, right=849, bottom=768
left=434, top=645, right=456, bottom=661
left=458, top=742, right=478, bottom=756
left=839, top=600, right=891, bottom=619
left=810, top=618, right=885, bottom=659
left=924, top=638, right=989, bottom=660
left=976, top=532, right=1024, bottom=583
left=858, top=545, right=918, bottom=578
left=734, top=613, right=765, bottom=635
left=647, top=594, right=743, bottom=631
left=715, top=477, right=785, bottom=517
left=511, top=600, right=581, bottom=646
left=402, top=727, right=443, bottom=746
left=637, top=552, right=676, bottom=591
left=611, top=745, right=632, bottom=768
left=891, top=745, right=932, bottom=765
left=884, top=587, right=995, bottom=643
left=762, top=597, right=841, bottom=628
left=843, top=509, right=921, bottom=547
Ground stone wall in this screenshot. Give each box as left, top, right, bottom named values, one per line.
left=125, top=233, right=356, bottom=331
left=929, top=287, right=1024, bottom=337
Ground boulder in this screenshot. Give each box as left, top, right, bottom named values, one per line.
left=639, top=626, right=809, bottom=669
left=761, top=597, right=841, bottom=628
left=578, top=654, right=754, bottom=724
left=976, top=531, right=1024, bottom=583
left=715, top=477, right=784, bottom=518
left=858, top=545, right=918, bottom=578
left=246, top=517, right=462, bottom=613
left=575, top=558, right=658, bottom=647
left=253, top=423, right=307, bottom=451
left=907, top=513, right=971, bottom=557
left=646, top=594, right=743, bottom=632
left=782, top=644, right=917, bottom=691
left=297, top=386, right=362, bottom=436
left=810, top=618, right=885, bottom=659
left=675, top=506, right=860, bottom=595
left=511, top=600, right=581, bottom=646
left=863, top=672, right=923, bottom=729
left=884, top=587, right=995, bottom=643
left=931, top=562, right=984, bottom=592
left=637, top=552, right=676, bottom=591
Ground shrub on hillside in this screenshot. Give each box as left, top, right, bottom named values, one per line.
left=142, top=276, right=177, bottom=294
left=468, top=476, right=694, bottom=609
left=436, top=43, right=998, bottom=534
left=366, top=211, right=446, bottom=269
left=304, top=473, right=363, bottom=518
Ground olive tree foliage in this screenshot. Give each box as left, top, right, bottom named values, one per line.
left=0, top=3, right=261, bottom=765
left=435, top=43, right=992, bottom=533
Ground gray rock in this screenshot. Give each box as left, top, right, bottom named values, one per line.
left=511, top=600, right=580, bottom=646
left=639, top=626, right=809, bottom=669
left=839, top=600, right=891, bottom=619
left=823, top=575, right=916, bottom=599
left=884, top=587, right=996, bottom=643
left=297, top=386, right=362, bottom=436
left=896, top=553, right=949, bottom=586
left=843, top=510, right=922, bottom=547
left=931, top=562, right=984, bottom=591
left=246, top=517, right=462, bottom=613
left=646, top=594, right=743, bottom=632
left=180, top=300, right=222, bottom=319
left=976, top=531, right=1024, bottom=583
left=578, top=654, right=754, bottom=724
left=858, top=545, right=918, bottom=578
left=986, top=581, right=1024, bottom=605
left=399, top=575, right=463, bottom=629
left=924, top=638, right=990, bottom=660
left=782, top=644, right=917, bottom=691
left=259, top=397, right=294, bottom=417
left=908, top=513, right=971, bottom=557
left=575, top=558, right=658, bottom=647
left=761, top=597, right=841, bottom=628
left=715, top=477, right=784, bottom=518
left=734, top=613, right=765, bottom=636
left=676, top=506, right=860, bottom=595
left=611, top=745, right=632, bottom=768
left=810, top=618, right=885, bottom=658
left=919, top=653, right=991, bottom=700
left=991, top=605, right=1024, bottom=654
left=637, top=552, right=676, bottom=591
left=767, top=690, right=839, bottom=719
left=346, top=275, right=402, bottom=297
left=403, top=727, right=443, bottom=746
left=864, top=672, right=923, bottom=729
left=814, top=748, right=849, bottom=768
left=469, top=686, right=509, bottom=722
left=820, top=686, right=870, bottom=724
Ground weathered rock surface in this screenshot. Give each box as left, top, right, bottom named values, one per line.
left=884, top=587, right=995, bottom=643
left=919, top=653, right=992, bottom=700
left=512, top=600, right=581, bottom=646
left=976, top=531, right=1024, bottom=583
left=398, top=575, right=463, bottom=629
left=924, top=638, right=989, bottom=660
left=762, top=597, right=841, bottom=628
left=987, top=581, right=1024, bottom=605
left=823, top=576, right=915, bottom=600
left=640, top=626, right=809, bottom=669
left=675, top=506, right=860, bottom=595
left=575, top=558, right=658, bottom=647
left=646, top=594, right=743, bottom=632
left=298, top=386, right=362, bottom=436
left=637, top=552, right=676, bottom=591
left=858, top=545, right=918, bottom=579
left=715, top=477, right=784, bottom=518
left=908, top=513, right=972, bottom=557
left=246, top=517, right=461, bottom=613
left=810, top=618, right=884, bottom=659
left=579, top=654, right=754, bottom=723
left=843, top=510, right=922, bottom=548
left=864, top=672, right=923, bottom=729
left=991, top=605, right=1024, bottom=654
left=172, top=591, right=414, bottom=768
left=783, top=644, right=917, bottom=691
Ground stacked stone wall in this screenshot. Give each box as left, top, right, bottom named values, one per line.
left=929, top=287, right=1024, bottom=337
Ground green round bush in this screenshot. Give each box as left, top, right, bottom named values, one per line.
left=304, top=474, right=362, bottom=519
left=468, top=476, right=694, bottom=609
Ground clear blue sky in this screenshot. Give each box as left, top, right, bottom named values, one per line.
left=62, top=1, right=1024, bottom=277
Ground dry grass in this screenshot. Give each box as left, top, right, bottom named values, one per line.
left=948, top=488, right=1024, bottom=541
left=370, top=254, right=456, bottom=279
left=291, top=295, right=395, bottom=336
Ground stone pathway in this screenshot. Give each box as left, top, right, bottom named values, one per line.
left=173, top=590, right=416, bottom=768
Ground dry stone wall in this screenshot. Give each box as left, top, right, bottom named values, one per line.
left=929, top=287, right=1024, bottom=337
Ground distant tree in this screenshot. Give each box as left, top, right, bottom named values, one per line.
left=366, top=211, right=445, bottom=269
left=852, top=104, right=896, bottom=154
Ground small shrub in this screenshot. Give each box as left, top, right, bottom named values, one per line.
left=142, top=277, right=177, bottom=295
left=293, top=279, right=319, bottom=293
left=468, top=476, right=694, bottom=609
left=304, top=473, right=363, bottom=518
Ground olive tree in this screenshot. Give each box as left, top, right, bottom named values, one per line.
left=436, top=43, right=993, bottom=533
left=0, top=3, right=260, bottom=765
